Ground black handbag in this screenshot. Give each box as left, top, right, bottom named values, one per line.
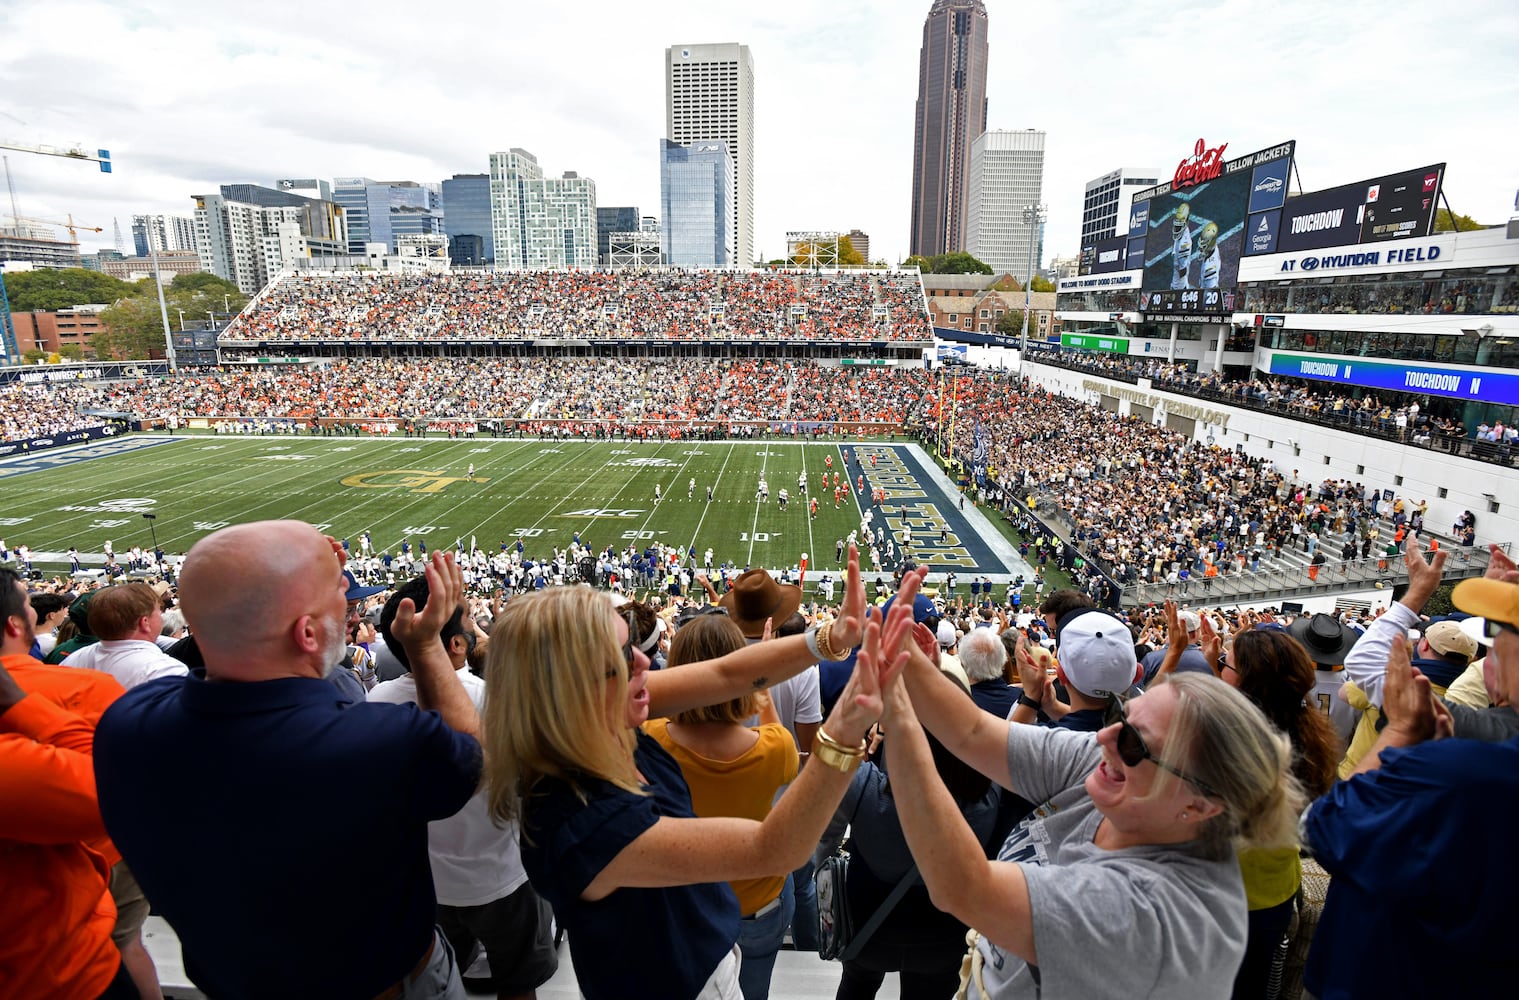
left=815, top=848, right=919, bottom=963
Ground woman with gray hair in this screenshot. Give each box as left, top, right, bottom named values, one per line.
left=865, top=568, right=1305, bottom=998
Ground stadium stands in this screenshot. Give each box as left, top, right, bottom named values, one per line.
left=217, top=269, right=932, bottom=344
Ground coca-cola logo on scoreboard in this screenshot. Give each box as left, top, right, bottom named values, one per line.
left=1174, top=138, right=1229, bottom=189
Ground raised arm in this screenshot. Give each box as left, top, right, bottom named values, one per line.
left=882, top=638, right=1037, bottom=964
left=394, top=551, right=481, bottom=740
left=1344, top=537, right=1444, bottom=705
left=584, top=598, right=914, bottom=900
left=898, top=574, right=1018, bottom=795
left=648, top=544, right=869, bottom=718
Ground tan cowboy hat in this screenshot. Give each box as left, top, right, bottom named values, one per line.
left=719, top=569, right=803, bottom=639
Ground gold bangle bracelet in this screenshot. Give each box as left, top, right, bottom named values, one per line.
left=812, top=740, right=863, bottom=773
left=815, top=620, right=837, bottom=661
left=815, top=727, right=866, bottom=757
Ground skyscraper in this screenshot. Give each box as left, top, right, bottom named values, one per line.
left=666, top=43, right=754, bottom=267
left=660, top=140, right=732, bottom=267
left=847, top=229, right=871, bottom=263
left=131, top=214, right=198, bottom=257
left=966, top=129, right=1046, bottom=277
left=909, top=0, right=989, bottom=259
left=596, top=206, right=640, bottom=264
left=331, top=179, right=442, bottom=254
left=441, top=174, right=493, bottom=264
left=192, top=185, right=347, bottom=294
left=488, top=149, right=597, bottom=269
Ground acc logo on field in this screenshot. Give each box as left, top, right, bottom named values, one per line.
left=97, top=498, right=158, bottom=512
left=340, top=470, right=485, bottom=494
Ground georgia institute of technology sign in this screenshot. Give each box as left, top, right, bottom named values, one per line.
left=340, top=470, right=486, bottom=494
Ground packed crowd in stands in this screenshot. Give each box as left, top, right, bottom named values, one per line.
left=6, top=358, right=934, bottom=433
left=218, top=269, right=932, bottom=344
left=925, top=373, right=1486, bottom=595
left=1241, top=271, right=1519, bottom=316
left=1022, top=343, right=1513, bottom=458
left=0, top=383, right=113, bottom=441
left=5, top=517, right=1515, bottom=1000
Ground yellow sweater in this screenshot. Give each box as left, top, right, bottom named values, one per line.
left=1237, top=847, right=1300, bottom=911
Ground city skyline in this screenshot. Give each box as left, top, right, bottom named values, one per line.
left=2, top=1, right=1516, bottom=271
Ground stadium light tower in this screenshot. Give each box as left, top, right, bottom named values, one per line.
left=1018, top=203, right=1047, bottom=374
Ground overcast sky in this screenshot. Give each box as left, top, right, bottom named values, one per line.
left=3, top=0, right=1516, bottom=265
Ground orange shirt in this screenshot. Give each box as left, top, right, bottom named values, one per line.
left=0, top=682, right=121, bottom=1000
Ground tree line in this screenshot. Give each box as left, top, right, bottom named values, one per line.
left=3, top=269, right=247, bottom=362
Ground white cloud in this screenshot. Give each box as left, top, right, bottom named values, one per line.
left=2, top=0, right=1515, bottom=263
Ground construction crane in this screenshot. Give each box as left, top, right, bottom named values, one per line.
left=5, top=213, right=104, bottom=244
left=0, top=140, right=111, bottom=172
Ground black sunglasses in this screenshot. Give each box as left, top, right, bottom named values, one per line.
left=608, top=610, right=639, bottom=680
left=1104, top=696, right=1220, bottom=799
left=1482, top=618, right=1518, bottom=640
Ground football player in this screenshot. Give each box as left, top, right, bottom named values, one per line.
left=1170, top=202, right=1194, bottom=290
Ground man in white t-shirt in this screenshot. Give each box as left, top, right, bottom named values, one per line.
left=63, top=582, right=187, bottom=689
left=371, top=576, right=557, bottom=997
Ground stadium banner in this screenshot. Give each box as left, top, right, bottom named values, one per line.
left=1266, top=352, right=1519, bottom=405
left=933, top=327, right=1023, bottom=348
left=0, top=422, right=124, bottom=458
left=973, top=419, right=989, bottom=486
left=1057, top=271, right=1142, bottom=293
left=0, top=361, right=171, bottom=387
left=1247, top=159, right=1291, bottom=214
left=1061, top=333, right=1130, bottom=353
left=1133, top=138, right=1296, bottom=307
left=1258, top=163, right=1445, bottom=256
left=1246, top=209, right=1281, bottom=256
left=1079, top=235, right=1131, bottom=276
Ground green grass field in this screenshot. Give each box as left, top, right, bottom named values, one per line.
left=1, top=434, right=971, bottom=579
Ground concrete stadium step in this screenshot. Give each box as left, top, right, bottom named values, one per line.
left=146, top=916, right=894, bottom=999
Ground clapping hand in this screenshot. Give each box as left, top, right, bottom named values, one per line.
left=392, top=551, right=463, bottom=653
left=1380, top=637, right=1449, bottom=744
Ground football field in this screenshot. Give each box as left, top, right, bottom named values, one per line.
left=0, top=434, right=1027, bottom=582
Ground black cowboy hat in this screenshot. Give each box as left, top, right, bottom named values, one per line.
left=1286, top=612, right=1359, bottom=668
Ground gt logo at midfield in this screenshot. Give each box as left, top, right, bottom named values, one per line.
left=340, top=470, right=485, bottom=494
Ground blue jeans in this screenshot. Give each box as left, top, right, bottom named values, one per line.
left=398, top=929, right=466, bottom=1000
left=789, top=859, right=819, bottom=951
left=736, top=875, right=794, bottom=1000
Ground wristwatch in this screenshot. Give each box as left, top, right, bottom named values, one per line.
left=1017, top=694, right=1042, bottom=712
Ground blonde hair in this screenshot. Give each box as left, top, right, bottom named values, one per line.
left=1152, top=673, right=1306, bottom=860
left=484, top=588, right=642, bottom=825
left=667, top=613, right=754, bottom=725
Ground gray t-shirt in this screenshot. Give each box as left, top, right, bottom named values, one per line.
left=977, top=725, right=1247, bottom=999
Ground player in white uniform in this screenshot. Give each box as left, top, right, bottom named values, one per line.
left=1196, top=222, right=1221, bottom=289
left=1170, top=202, right=1194, bottom=290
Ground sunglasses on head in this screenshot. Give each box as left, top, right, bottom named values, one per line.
left=1103, top=696, right=1221, bottom=799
